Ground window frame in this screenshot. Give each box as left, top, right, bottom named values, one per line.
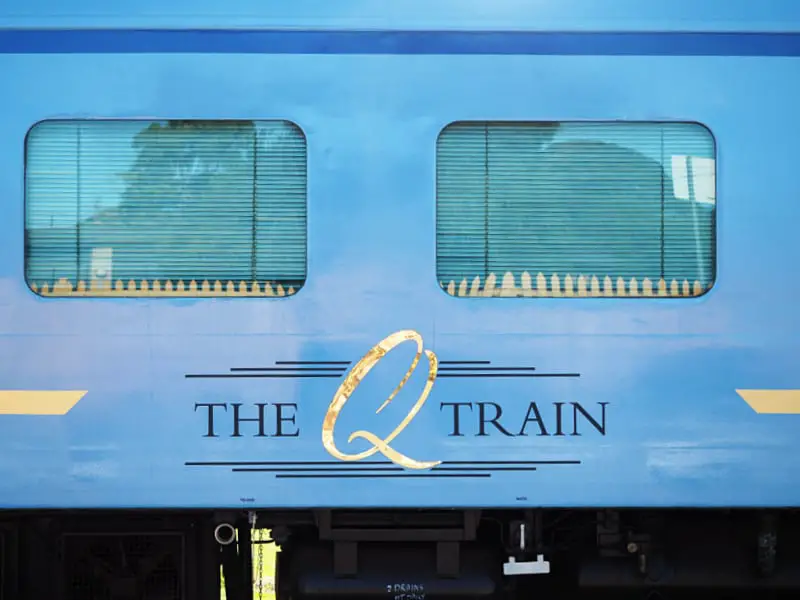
left=22, top=117, right=309, bottom=299
left=434, top=119, right=718, bottom=300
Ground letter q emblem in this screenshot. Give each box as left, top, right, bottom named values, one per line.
left=321, top=330, right=441, bottom=470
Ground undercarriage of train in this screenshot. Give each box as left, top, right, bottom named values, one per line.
left=1, top=508, right=799, bottom=599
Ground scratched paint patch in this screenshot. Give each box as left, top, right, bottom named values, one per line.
left=69, top=460, right=118, bottom=481
left=645, top=446, right=758, bottom=479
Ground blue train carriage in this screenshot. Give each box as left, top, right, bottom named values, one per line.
left=2, top=1, right=800, bottom=599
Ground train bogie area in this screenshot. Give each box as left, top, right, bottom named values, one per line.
left=1, top=508, right=799, bottom=599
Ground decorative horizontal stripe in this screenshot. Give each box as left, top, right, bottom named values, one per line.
left=274, top=361, right=352, bottom=365
left=185, top=459, right=580, bottom=466
left=441, top=272, right=709, bottom=298
left=438, top=366, right=536, bottom=371
left=296, top=466, right=538, bottom=472
left=0, top=390, right=87, bottom=415
left=438, top=372, right=579, bottom=378
left=185, top=372, right=340, bottom=379
left=1, top=30, right=800, bottom=56
left=229, top=367, right=347, bottom=372
left=736, top=390, right=800, bottom=415
left=439, top=360, right=491, bottom=365
left=274, top=473, right=491, bottom=479
left=30, top=278, right=297, bottom=297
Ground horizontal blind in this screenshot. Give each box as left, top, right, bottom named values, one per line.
left=255, top=122, right=307, bottom=288
left=25, top=119, right=307, bottom=297
left=436, top=121, right=715, bottom=297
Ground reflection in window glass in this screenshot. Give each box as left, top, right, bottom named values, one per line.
left=25, top=120, right=307, bottom=297
left=436, top=121, right=716, bottom=298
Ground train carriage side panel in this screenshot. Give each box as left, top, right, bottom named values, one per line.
left=0, top=0, right=799, bottom=510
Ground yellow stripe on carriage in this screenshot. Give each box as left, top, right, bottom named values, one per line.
left=736, top=390, right=800, bottom=415
left=0, top=391, right=87, bottom=415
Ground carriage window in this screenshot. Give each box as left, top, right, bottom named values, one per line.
left=436, top=121, right=716, bottom=298
left=25, top=119, right=307, bottom=297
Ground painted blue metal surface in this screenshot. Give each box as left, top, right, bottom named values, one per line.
left=2, top=0, right=800, bottom=31
left=1, top=0, right=799, bottom=510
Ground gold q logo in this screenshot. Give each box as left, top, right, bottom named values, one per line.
left=321, top=330, right=442, bottom=470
